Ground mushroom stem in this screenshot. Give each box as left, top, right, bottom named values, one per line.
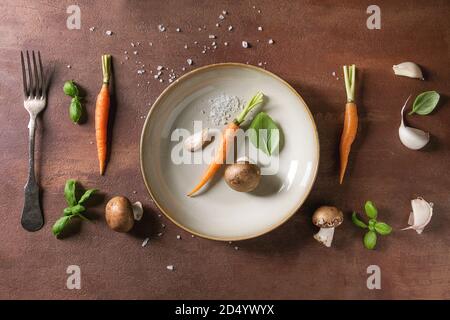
left=314, top=227, right=335, bottom=247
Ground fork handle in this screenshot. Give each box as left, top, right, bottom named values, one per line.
left=21, top=117, right=44, bottom=231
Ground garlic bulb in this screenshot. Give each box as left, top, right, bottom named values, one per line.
left=402, top=197, right=433, bottom=234
left=183, top=128, right=212, bottom=152
left=393, top=62, right=424, bottom=80
left=399, top=96, right=430, bottom=150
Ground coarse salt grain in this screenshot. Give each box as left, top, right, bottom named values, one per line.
left=187, top=58, right=193, bottom=65
left=219, top=14, right=225, bottom=20
left=158, top=24, right=166, bottom=32
left=257, top=26, right=263, bottom=31
left=89, top=26, right=95, bottom=32
left=242, top=41, right=249, bottom=48
left=208, top=94, right=241, bottom=126
left=224, top=42, right=228, bottom=46
left=228, top=25, right=233, bottom=31
left=137, top=69, right=145, bottom=75
left=209, top=34, right=216, bottom=39
left=105, top=30, right=113, bottom=36
left=176, top=28, right=181, bottom=32
left=268, top=39, right=274, bottom=44
left=222, top=10, right=227, bottom=15
left=157, top=65, right=163, bottom=70
left=176, top=235, right=181, bottom=240
left=166, top=265, right=174, bottom=271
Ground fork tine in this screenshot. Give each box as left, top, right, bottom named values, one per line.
left=26, top=51, right=33, bottom=97
left=20, top=51, right=28, bottom=97
left=32, top=51, right=39, bottom=98
left=37, top=51, right=45, bottom=98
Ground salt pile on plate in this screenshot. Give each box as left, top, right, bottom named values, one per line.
left=208, top=94, right=241, bottom=126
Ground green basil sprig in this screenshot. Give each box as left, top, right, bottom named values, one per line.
left=63, top=80, right=84, bottom=124
left=352, top=201, right=392, bottom=250
left=248, top=112, right=281, bottom=155
left=52, top=179, right=98, bottom=237
left=409, top=91, right=440, bottom=115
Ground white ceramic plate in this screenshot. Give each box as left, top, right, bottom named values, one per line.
left=140, top=63, right=319, bottom=241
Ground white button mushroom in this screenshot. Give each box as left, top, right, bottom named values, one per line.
left=312, top=206, right=344, bottom=247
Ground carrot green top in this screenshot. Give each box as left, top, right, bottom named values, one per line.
left=102, top=54, right=111, bottom=84
left=235, top=92, right=264, bottom=125
left=343, top=64, right=356, bottom=103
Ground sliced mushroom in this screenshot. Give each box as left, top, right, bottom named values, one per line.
left=312, top=206, right=344, bottom=247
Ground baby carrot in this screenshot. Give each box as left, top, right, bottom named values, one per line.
left=95, top=54, right=111, bottom=175
left=187, top=92, right=264, bottom=196
left=339, top=64, right=358, bottom=184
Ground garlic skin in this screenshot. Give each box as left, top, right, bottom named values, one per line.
left=393, top=62, right=424, bottom=80
left=399, top=96, right=430, bottom=150
left=402, top=197, right=433, bottom=234
left=183, top=128, right=212, bottom=152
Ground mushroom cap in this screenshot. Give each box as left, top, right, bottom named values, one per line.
left=312, top=206, right=344, bottom=228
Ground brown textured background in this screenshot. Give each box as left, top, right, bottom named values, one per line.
left=0, top=0, right=449, bottom=299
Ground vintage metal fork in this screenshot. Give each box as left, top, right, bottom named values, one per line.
left=20, top=51, right=46, bottom=231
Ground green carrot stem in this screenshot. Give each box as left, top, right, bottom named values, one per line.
left=343, top=64, right=356, bottom=103
left=235, top=92, right=264, bottom=125
left=102, top=54, right=111, bottom=84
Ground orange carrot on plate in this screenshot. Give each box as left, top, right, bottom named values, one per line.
left=95, top=54, right=111, bottom=175
left=187, top=92, right=264, bottom=196
left=339, top=64, right=358, bottom=184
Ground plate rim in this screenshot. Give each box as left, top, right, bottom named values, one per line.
left=140, top=62, right=320, bottom=241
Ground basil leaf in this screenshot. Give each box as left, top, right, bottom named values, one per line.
left=351, top=212, right=367, bottom=229
left=364, top=201, right=378, bottom=219
left=409, top=91, right=440, bottom=115
left=69, top=97, right=82, bottom=124
left=63, top=80, right=79, bottom=97
left=78, top=189, right=97, bottom=205
left=52, top=216, right=72, bottom=236
left=63, top=204, right=86, bottom=216
left=375, top=222, right=392, bottom=235
left=248, top=112, right=280, bottom=155
left=64, top=179, right=77, bottom=207
left=363, top=230, right=377, bottom=250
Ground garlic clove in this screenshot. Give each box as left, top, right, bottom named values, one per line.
left=393, top=62, right=424, bottom=80
left=132, top=201, right=143, bottom=221
left=183, top=128, right=212, bottom=152
left=399, top=96, right=430, bottom=150
left=402, top=197, right=433, bottom=234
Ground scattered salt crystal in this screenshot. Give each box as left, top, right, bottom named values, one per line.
left=137, top=69, right=145, bottom=75
left=154, top=74, right=159, bottom=79
left=228, top=241, right=232, bottom=244
left=149, top=42, right=153, bottom=46
left=201, top=50, right=206, bottom=54
left=258, top=62, right=263, bottom=66
left=67, top=65, right=71, bottom=69
left=184, top=44, right=188, bottom=49
left=176, top=28, right=181, bottom=32
left=187, top=58, right=193, bottom=65
left=157, top=65, right=163, bottom=70
left=257, top=26, right=263, bottom=31
left=222, top=10, right=227, bottom=15
left=228, top=25, right=233, bottom=31
left=241, top=41, right=249, bottom=48
left=133, top=51, right=138, bottom=55
left=159, top=79, right=163, bottom=83
left=224, top=42, right=228, bottom=46
left=131, top=42, right=135, bottom=47
left=234, top=246, right=239, bottom=250
left=191, top=234, right=195, bottom=238
left=268, top=39, right=274, bottom=44
left=157, top=71, right=162, bottom=76
left=198, top=27, right=202, bottom=31
left=209, top=34, right=216, bottom=39
left=162, top=223, right=166, bottom=228
left=208, top=94, right=241, bottom=126
left=133, top=190, right=137, bottom=194
left=176, top=235, right=181, bottom=240
left=219, top=14, right=225, bottom=20
left=258, top=9, right=261, bottom=13
left=166, top=265, right=174, bottom=271
left=182, top=67, right=186, bottom=71
left=105, top=30, right=113, bottom=36
left=168, top=79, right=173, bottom=83
left=89, top=141, right=94, bottom=145
left=212, top=41, right=216, bottom=46
left=157, top=232, right=163, bottom=236
left=124, top=50, right=128, bottom=54
left=215, top=23, right=220, bottom=27
left=158, top=24, right=166, bottom=32
left=194, top=41, right=198, bottom=44
left=142, top=237, right=150, bottom=247
left=89, top=26, right=95, bottom=32
left=332, top=71, right=336, bottom=77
